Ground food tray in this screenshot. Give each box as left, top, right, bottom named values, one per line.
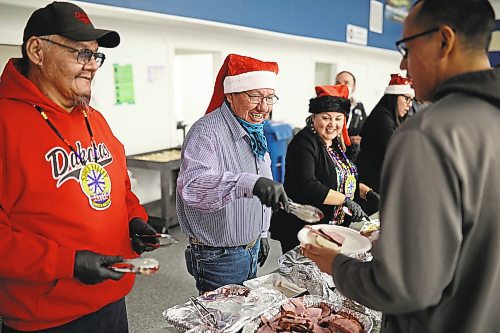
left=243, top=273, right=307, bottom=298
left=162, top=285, right=286, bottom=332
left=242, top=294, right=373, bottom=333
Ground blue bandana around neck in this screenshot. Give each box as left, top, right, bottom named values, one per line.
left=236, top=117, right=269, bottom=160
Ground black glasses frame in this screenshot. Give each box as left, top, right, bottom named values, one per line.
left=401, top=95, right=413, bottom=104
left=395, top=27, right=440, bottom=57
left=242, top=92, right=279, bottom=105
left=39, top=38, right=106, bottom=68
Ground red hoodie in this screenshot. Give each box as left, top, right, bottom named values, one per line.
left=0, top=59, right=148, bottom=331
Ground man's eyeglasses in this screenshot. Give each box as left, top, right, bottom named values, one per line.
left=39, top=38, right=106, bottom=68
left=395, top=27, right=440, bottom=57
left=243, top=92, right=279, bottom=105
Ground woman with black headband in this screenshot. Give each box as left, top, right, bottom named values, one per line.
left=270, top=84, right=375, bottom=253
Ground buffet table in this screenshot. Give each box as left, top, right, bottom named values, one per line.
left=161, top=246, right=381, bottom=333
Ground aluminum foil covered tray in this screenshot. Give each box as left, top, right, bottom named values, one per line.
left=162, top=285, right=286, bottom=333
left=243, top=272, right=307, bottom=298
left=278, top=246, right=336, bottom=299
left=331, top=289, right=382, bottom=333
left=242, top=294, right=373, bottom=333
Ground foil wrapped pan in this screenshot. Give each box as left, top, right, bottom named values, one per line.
left=243, top=272, right=307, bottom=298
left=162, top=285, right=286, bottom=332
left=332, top=289, right=382, bottom=333
left=242, top=294, right=373, bottom=333
left=278, top=246, right=336, bottom=299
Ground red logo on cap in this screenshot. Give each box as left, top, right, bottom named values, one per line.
left=74, top=11, right=91, bottom=24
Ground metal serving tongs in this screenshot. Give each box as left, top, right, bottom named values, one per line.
left=137, top=233, right=179, bottom=248
left=189, top=296, right=218, bottom=327
left=286, top=199, right=324, bottom=223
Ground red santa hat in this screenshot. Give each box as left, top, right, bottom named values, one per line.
left=384, top=73, right=415, bottom=97
left=205, top=54, right=279, bottom=114
left=309, top=84, right=352, bottom=146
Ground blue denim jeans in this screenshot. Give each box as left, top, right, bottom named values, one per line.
left=184, top=239, right=260, bottom=293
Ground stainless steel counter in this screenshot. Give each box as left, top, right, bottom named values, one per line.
left=127, top=148, right=181, bottom=232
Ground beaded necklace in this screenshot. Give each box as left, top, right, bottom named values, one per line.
left=326, top=142, right=358, bottom=224
left=308, top=117, right=358, bottom=224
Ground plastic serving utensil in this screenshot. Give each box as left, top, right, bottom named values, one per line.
left=110, top=258, right=160, bottom=275
left=287, top=199, right=324, bottom=223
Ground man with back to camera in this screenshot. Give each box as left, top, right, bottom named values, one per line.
left=303, top=0, right=500, bottom=332
left=0, top=2, right=159, bottom=332
left=177, top=53, right=289, bottom=293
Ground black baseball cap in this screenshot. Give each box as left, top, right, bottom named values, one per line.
left=23, top=1, right=120, bottom=48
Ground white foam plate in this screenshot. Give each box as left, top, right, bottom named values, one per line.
left=297, top=225, right=372, bottom=254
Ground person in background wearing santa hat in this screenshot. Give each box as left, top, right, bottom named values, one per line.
left=176, top=54, right=289, bottom=293
left=355, top=74, right=414, bottom=215
left=270, top=84, right=372, bottom=253
left=335, top=71, right=367, bottom=163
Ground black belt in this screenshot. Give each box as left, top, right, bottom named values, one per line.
left=187, top=236, right=258, bottom=250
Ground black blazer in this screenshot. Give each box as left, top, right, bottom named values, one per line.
left=270, top=127, right=350, bottom=243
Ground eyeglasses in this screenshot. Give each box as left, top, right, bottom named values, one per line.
left=39, top=38, right=106, bottom=68
left=242, top=92, right=279, bottom=105
left=401, top=95, right=413, bottom=104
left=395, top=27, right=440, bottom=57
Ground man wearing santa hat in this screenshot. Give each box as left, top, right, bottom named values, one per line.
left=176, top=54, right=289, bottom=293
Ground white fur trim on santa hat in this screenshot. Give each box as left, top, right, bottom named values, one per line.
left=223, top=71, right=277, bottom=93
left=385, top=85, right=415, bottom=97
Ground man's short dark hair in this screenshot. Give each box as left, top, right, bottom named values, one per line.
left=336, top=70, right=356, bottom=86
left=413, top=0, right=495, bottom=52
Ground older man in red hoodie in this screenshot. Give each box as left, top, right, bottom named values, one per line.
left=0, top=2, right=158, bottom=332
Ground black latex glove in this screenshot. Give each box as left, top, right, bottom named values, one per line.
left=344, top=198, right=369, bottom=222
left=129, top=218, right=159, bottom=254
left=74, top=250, right=124, bottom=285
left=252, top=177, right=289, bottom=212
left=258, top=238, right=270, bottom=267
left=366, top=190, right=381, bottom=204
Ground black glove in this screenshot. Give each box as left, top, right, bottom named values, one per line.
left=258, top=238, right=270, bottom=267
left=74, top=250, right=124, bottom=285
left=344, top=198, right=369, bottom=222
left=252, top=177, right=289, bottom=212
left=129, top=218, right=159, bottom=254
left=366, top=190, right=381, bottom=203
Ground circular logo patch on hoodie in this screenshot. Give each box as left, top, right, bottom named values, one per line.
left=79, top=162, right=111, bottom=210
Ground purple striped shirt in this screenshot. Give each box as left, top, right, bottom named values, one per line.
left=176, top=102, right=272, bottom=247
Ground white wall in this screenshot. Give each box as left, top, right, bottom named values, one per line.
left=0, top=0, right=401, bottom=155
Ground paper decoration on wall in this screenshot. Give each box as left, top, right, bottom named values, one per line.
left=385, top=0, right=411, bottom=22
left=370, top=0, right=384, bottom=34
left=113, top=64, right=135, bottom=105
left=147, top=65, right=166, bottom=83
left=346, top=24, right=368, bottom=46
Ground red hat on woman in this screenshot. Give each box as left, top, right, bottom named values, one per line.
left=205, top=54, right=279, bottom=114
left=384, top=73, right=415, bottom=97
left=309, top=84, right=352, bottom=146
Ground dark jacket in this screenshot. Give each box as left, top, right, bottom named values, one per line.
left=356, top=95, right=402, bottom=194
left=346, top=102, right=366, bottom=162
left=333, top=67, right=500, bottom=333
left=269, top=126, right=350, bottom=247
